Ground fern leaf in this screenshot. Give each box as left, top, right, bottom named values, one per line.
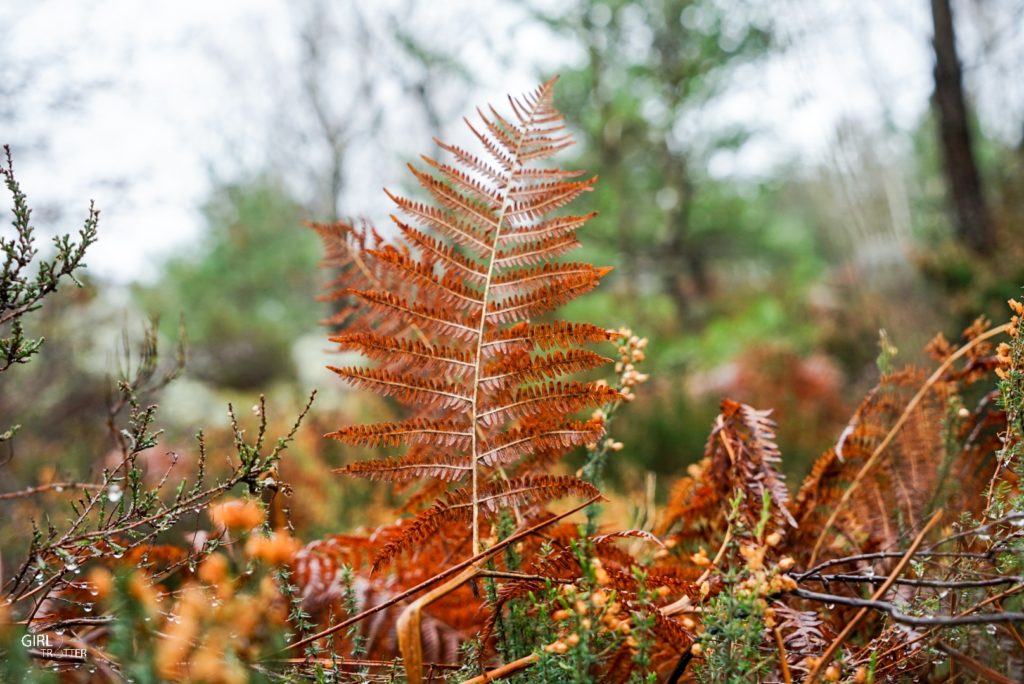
left=479, top=418, right=605, bottom=467
left=477, top=381, right=621, bottom=427
left=326, top=419, right=472, bottom=449
left=319, top=77, right=617, bottom=565
left=371, top=475, right=600, bottom=572
left=337, top=452, right=471, bottom=483
left=350, top=290, right=478, bottom=340
left=479, top=350, right=610, bottom=390
left=482, top=321, right=619, bottom=355
left=331, top=332, right=474, bottom=376
left=329, top=367, right=470, bottom=409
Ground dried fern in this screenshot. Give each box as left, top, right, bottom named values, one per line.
left=316, top=78, right=619, bottom=564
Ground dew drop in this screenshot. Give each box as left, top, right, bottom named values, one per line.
left=986, top=624, right=998, bottom=635
left=107, top=484, right=123, bottom=503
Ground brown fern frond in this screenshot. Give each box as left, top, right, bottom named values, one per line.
left=418, top=156, right=503, bottom=208
left=318, top=77, right=617, bottom=569
left=657, top=399, right=796, bottom=548
left=493, top=233, right=582, bottom=268
left=349, top=290, right=478, bottom=341
left=330, top=333, right=475, bottom=376
left=477, top=381, right=621, bottom=427
left=480, top=350, right=609, bottom=390
left=479, top=418, right=605, bottom=467
left=490, top=262, right=608, bottom=294
left=788, top=367, right=953, bottom=557
left=337, top=452, right=471, bottom=483
left=372, top=475, right=600, bottom=572
left=365, top=245, right=485, bottom=312
left=482, top=321, right=619, bottom=355
left=485, top=273, right=609, bottom=325
left=328, top=367, right=471, bottom=410
left=394, top=219, right=488, bottom=285
left=326, top=419, right=472, bottom=449
left=309, top=220, right=398, bottom=332
left=384, top=191, right=494, bottom=257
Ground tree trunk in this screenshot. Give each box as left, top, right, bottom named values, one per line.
left=930, top=0, right=994, bottom=254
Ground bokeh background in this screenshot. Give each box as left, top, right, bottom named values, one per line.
left=2, top=0, right=1023, bottom=536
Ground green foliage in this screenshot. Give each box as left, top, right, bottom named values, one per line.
left=137, top=177, right=319, bottom=390
left=1, top=145, right=97, bottom=376
left=536, top=0, right=787, bottom=324
left=692, top=494, right=773, bottom=683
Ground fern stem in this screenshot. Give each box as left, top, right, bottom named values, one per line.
left=804, top=510, right=941, bottom=683
left=466, top=83, right=551, bottom=556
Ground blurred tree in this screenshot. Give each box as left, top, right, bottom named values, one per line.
left=137, top=177, right=319, bottom=390
left=531, top=0, right=776, bottom=327
left=929, top=0, right=994, bottom=255
left=252, top=0, right=475, bottom=223
left=523, top=1, right=850, bottom=479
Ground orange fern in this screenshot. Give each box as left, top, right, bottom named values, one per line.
left=316, top=77, right=619, bottom=564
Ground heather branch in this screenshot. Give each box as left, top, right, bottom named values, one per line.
left=0, top=145, right=98, bottom=371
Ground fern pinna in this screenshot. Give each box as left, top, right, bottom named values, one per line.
left=323, top=77, right=618, bottom=563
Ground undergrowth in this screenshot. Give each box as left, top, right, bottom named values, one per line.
left=3, top=83, right=1024, bottom=684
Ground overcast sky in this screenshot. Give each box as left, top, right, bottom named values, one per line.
left=3, top=0, right=1020, bottom=282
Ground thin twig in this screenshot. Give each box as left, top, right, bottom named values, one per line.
left=774, top=627, right=793, bottom=684
left=935, top=641, right=1016, bottom=684
left=0, top=482, right=106, bottom=501
left=804, top=510, right=941, bottom=683
left=791, top=588, right=1024, bottom=626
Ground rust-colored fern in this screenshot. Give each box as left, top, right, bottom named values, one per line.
left=317, top=77, right=618, bottom=564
